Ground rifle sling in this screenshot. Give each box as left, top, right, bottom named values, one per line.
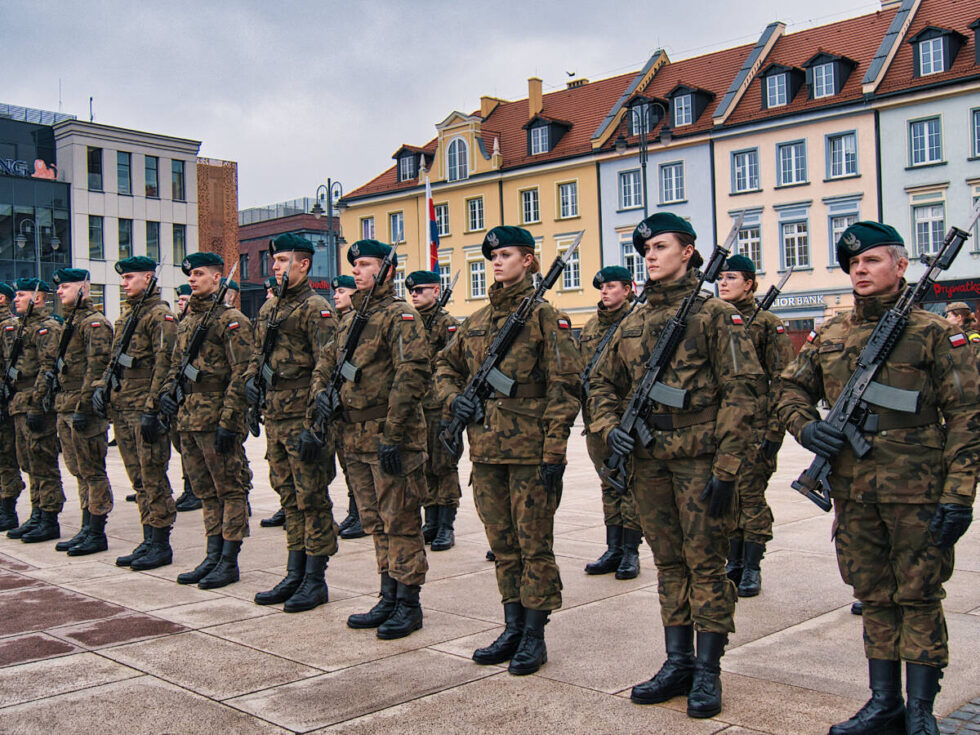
left=498, top=382, right=547, bottom=399
left=645, top=405, right=718, bottom=431
left=859, top=407, right=938, bottom=433
left=342, top=404, right=388, bottom=423
left=184, top=378, right=227, bottom=394
left=269, top=376, right=311, bottom=392
left=58, top=379, right=83, bottom=392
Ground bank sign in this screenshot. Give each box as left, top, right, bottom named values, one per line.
left=773, top=293, right=826, bottom=309
left=0, top=158, right=57, bottom=180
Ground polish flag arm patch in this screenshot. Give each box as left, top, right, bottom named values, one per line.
left=400, top=313, right=415, bottom=321
left=730, top=314, right=744, bottom=325
left=557, top=318, right=571, bottom=329
left=163, top=314, right=175, bottom=322
left=5, top=325, right=15, bottom=332
left=227, top=321, right=240, bottom=331
left=90, top=322, right=102, bottom=328
left=320, top=310, right=332, bottom=318
left=447, top=325, right=457, bottom=333
left=37, top=328, right=49, bottom=336
left=776, top=325, right=785, bottom=334
left=949, top=333, right=968, bottom=348
left=806, top=330, right=818, bottom=344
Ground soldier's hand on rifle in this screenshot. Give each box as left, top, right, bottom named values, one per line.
left=799, top=420, right=845, bottom=459
left=92, top=386, right=108, bottom=417
left=450, top=394, right=478, bottom=423
left=42, top=370, right=57, bottom=391
left=244, top=377, right=261, bottom=405
left=159, top=390, right=180, bottom=418
left=71, top=412, right=90, bottom=431
left=140, top=412, right=162, bottom=443
left=378, top=442, right=403, bottom=475
left=929, top=503, right=972, bottom=550
left=214, top=426, right=236, bottom=455
left=701, top=475, right=735, bottom=518
left=315, top=389, right=339, bottom=425
left=538, top=463, right=565, bottom=494
left=760, top=438, right=782, bottom=460
left=298, top=428, right=323, bottom=463
left=26, top=412, right=45, bottom=432
left=607, top=426, right=635, bottom=455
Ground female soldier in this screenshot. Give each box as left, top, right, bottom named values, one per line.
left=434, top=225, right=581, bottom=676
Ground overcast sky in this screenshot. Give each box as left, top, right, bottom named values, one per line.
left=8, top=0, right=882, bottom=209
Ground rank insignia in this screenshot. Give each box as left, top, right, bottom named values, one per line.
left=949, top=333, right=968, bottom=348
left=557, top=318, right=571, bottom=329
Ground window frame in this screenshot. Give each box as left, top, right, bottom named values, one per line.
left=88, top=215, right=104, bottom=260
left=117, top=218, right=133, bottom=259
left=446, top=137, right=468, bottom=182
left=780, top=219, right=810, bottom=270
left=466, top=197, right=485, bottom=232
left=736, top=226, right=762, bottom=271
left=530, top=125, right=549, bottom=155
left=116, top=151, right=131, bottom=195
left=908, top=116, right=943, bottom=166
left=557, top=181, right=579, bottom=219
left=397, top=155, right=415, bottom=182
left=918, top=36, right=945, bottom=76
left=520, top=188, right=540, bottom=224
left=912, top=202, right=945, bottom=257
left=360, top=216, right=375, bottom=240
left=171, top=159, right=186, bottom=201
left=971, top=108, right=980, bottom=158
left=618, top=169, right=643, bottom=211
left=145, top=220, right=160, bottom=261
left=145, top=155, right=159, bottom=198
left=259, top=250, right=270, bottom=277
left=659, top=161, right=685, bottom=204
left=828, top=213, right=858, bottom=265
left=776, top=140, right=808, bottom=187
left=87, top=147, right=103, bottom=192
left=468, top=258, right=486, bottom=299
left=239, top=253, right=249, bottom=280
left=766, top=74, right=788, bottom=108
left=388, top=211, right=405, bottom=244
left=731, top=148, right=760, bottom=193
left=673, top=94, right=693, bottom=127
left=812, top=63, right=835, bottom=99
left=172, top=223, right=187, bottom=262
left=826, top=131, right=858, bottom=179
left=620, top=233, right=645, bottom=284
left=434, top=203, right=450, bottom=237
left=558, top=239, right=581, bottom=291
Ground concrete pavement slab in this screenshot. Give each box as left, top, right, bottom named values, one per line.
left=150, top=596, right=278, bottom=628
left=0, top=583, right=127, bottom=637
left=0, top=632, right=81, bottom=666
left=0, top=568, right=42, bottom=591
left=21, top=559, right=129, bottom=584
left=64, top=569, right=216, bottom=611
left=0, top=651, right=140, bottom=707
left=47, top=610, right=187, bottom=648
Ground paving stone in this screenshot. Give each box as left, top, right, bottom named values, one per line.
left=0, top=568, right=42, bottom=591
left=150, top=597, right=277, bottom=628
left=22, top=559, right=129, bottom=584
left=0, top=632, right=81, bottom=667
left=64, top=571, right=215, bottom=611
left=49, top=610, right=187, bottom=648
left=0, top=583, right=127, bottom=637
left=0, top=651, right=139, bottom=706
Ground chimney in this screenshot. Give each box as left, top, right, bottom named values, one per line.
left=528, top=77, right=542, bottom=118
left=480, top=96, right=498, bottom=118
left=566, top=78, right=589, bottom=89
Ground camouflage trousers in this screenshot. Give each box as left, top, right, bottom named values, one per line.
left=732, top=448, right=776, bottom=545
left=346, top=450, right=427, bottom=586
left=111, top=409, right=175, bottom=528
left=181, top=430, right=250, bottom=542
left=472, top=462, right=563, bottom=612
left=585, top=431, right=640, bottom=531
left=57, top=412, right=112, bottom=516
left=834, top=499, right=954, bottom=667
left=336, top=440, right=354, bottom=505
left=0, top=415, right=26, bottom=501
left=422, top=411, right=461, bottom=508
left=265, top=417, right=338, bottom=557
left=13, top=413, right=64, bottom=513
left=633, top=454, right=736, bottom=634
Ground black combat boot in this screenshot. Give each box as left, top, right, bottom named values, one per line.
left=829, top=659, right=905, bottom=734
left=851, top=601, right=864, bottom=615
left=199, top=540, right=243, bottom=590
left=130, top=526, right=172, bottom=570
left=56, top=509, right=91, bottom=552
left=7, top=505, right=40, bottom=539
left=348, top=573, right=398, bottom=628
left=616, top=528, right=642, bottom=580
left=283, top=554, right=329, bottom=612
left=340, top=503, right=366, bottom=539
left=905, top=663, right=941, bottom=735
left=687, top=631, right=727, bottom=719
left=116, top=525, right=152, bottom=567
left=421, top=505, right=438, bottom=544
left=377, top=582, right=423, bottom=639
left=473, top=603, right=525, bottom=665
left=67, top=514, right=108, bottom=556
left=0, top=496, right=20, bottom=532
left=585, top=525, right=623, bottom=575
left=737, top=542, right=765, bottom=598
left=430, top=506, right=456, bottom=551
left=260, top=507, right=285, bottom=528
left=177, top=535, right=222, bottom=584
left=508, top=609, right=549, bottom=675
left=338, top=491, right=356, bottom=532
left=175, top=478, right=202, bottom=511
left=255, top=550, right=306, bottom=605
left=631, top=625, right=695, bottom=704
left=726, top=537, right=744, bottom=586
left=21, top=510, right=60, bottom=543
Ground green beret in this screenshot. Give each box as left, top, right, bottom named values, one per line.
left=181, top=251, right=223, bottom=275
left=0, top=283, right=14, bottom=300
left=723, top=254, right=756, bottom=274
left=332, top=275, right=355, bottom=290
left=264, top=276, right=277, bottom=290
left=947, top=302, right=972, bottom=312
left=14, top=278, right=52, bottom=293
left=271, top=233, right=315, bottom=255
left=405, top=270, right=440, bottom=289
left=592, top=266, right=634, bottom=289
left=51, top=313, right=64, bottom=324
left=115, top=256, right=157, bottom=274
left=632, top=213, right=697, bottom=254
left=482, top=226, right=535, bottom=259
left=52, top=268, right=90, bottom=285
left=227, top=280, right=240, bottom=292
left=347, top=239, right=398, bottom=266
left=836, top=221, right=904, bottom=273
left=176, top=284, right=192, bottom=296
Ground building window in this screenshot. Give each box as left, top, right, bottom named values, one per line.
left=469, top=260, right=486, bottom=298
left=239, top=253, right=249, bottom=280
left=974, top=109, right=980, bottom=157
left=434, top=203, right=450, bottom=236
left=116, top=151, right=131, bottom=195
left=673, top=94, right=693, bottom=126
left=621, top=235, right=645, bottom=283
left=393, top=269, right=406, bottom=298
left=777, top=141, right=807, bottom=186
left=732, top=149, right=760, bottom=193
left=736, top=226, right=762, bottom=269
left=828, top=133, right=857, bottom=178
left=172, top=223, right=186, bottom=262
left=829, top=214, right=858, bottom=263
left=439, top=262, right=451, bottom=292
left=521, top=189, right=540, bottom=223
left=619, top=170, right=643, bottom=210
left=145, top=155, right=159, bottom=198
left=909, top=117, right=942, bottom=165
left=118, top=218, right=132, bottom=259
left=781, top=221, right=810, bottom=269
left=766, top=74, right=787, bottom=107
left=361, top=217, right=375, bottom=239
left=88, top=215, right=104, bottom=260
left=171, top=160, right=185, bottom=201
left=467, top=197, right=484, bottom=231
left=913, top=204, right=945, bottom=256
left=146, top=221, right=160, bottom=261
left=919, top=37, right=945, bottom=75
left=90, top=284, right=104, bottom=313
left=260, top=251, right=270, bottom=277
left=812, top=63, right=835, bottom=99
left=87, top=147, right=103, bottom=191
left=389, top=212, right=405, bottom=243
left=558, top=182, right=578, bottom=218
left=560, top=242, right=581, bottom=290
left=447, top=138, right=468, bottom=182
left=660, top=162, right=685, bottom=203
left=530, top=126, right=549, bottom=155
left=397, top=156, right=416, bottom=182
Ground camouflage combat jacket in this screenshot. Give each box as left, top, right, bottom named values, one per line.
left=417, top=302, right=458, bottom=411
left=311, top=278, right=429, bottom=453
left=578, top=298, right=633, bottom=433
left=6, top=305, right=62, bottom=415
left=243, top=277, right=337, bottom=422
left=587, top=268, right=764, bottom=481
left=0, top=312, right=17, bottom=363
left=778, top=287, right=980, bottom=506
left=433, top=274, right=582, bottom=466
left=162, top=295, right=253, bottom=433
left=51, top=299, right=112, bottom=415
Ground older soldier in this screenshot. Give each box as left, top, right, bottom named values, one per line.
left=161, top=253, right=253, bottom=589
left=48, top=269, right=114, bottom=555
left=579, top=266, right=642, bottom=580
left=435, top=226, right=582, bottom=674
left=407, top=269, right=461, bottom=551
left=589, top=213, right=763, bottom=718
left=244, top=234, right=339, bottom=613
left=717, top=255, right=794, bottom=597
left=0, top=283, right=27, bottom=532
left=172, top=283, right=202, bottom=513
left=93, top=256, right=178, bottom=570
left=778, top=221, right=980, bottom=735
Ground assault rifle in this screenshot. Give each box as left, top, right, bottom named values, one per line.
left=745, top=266, right=793, bottom=328
left=0, top=282, right=41, bottom=421
left=42, top=277, right=88, bottom=413
left=602, top=213, right=745, bottom=494
left=792, top=199, right=980, bottom=512
left=439, top=232, right=584, bottom=458
left=246, top=251, right=293, bottom=437
left=581, top=291, right=647, bottom=398
left=424, top=270, right=459, bottom=331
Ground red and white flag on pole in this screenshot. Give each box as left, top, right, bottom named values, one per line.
left=423, top=155, right=439, bottom=270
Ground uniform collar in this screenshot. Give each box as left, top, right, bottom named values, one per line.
left=281, top=277, right=313, bottom=302
left=643, top=268, right=697, bottom=307
left=852, top=280, right=905, bottom=323
left=350, top=277, right=395, bottom=312
left=597, top=296, right=632, bottom=324
left=189, top=293, right=218, bottom=313
left=733, top=294, right=756, bottom=313
left=125, top=291, right=161, bottom=308
left=64, top=297, right=93, bottom=318
left=489, top=274, right=534, bottom=310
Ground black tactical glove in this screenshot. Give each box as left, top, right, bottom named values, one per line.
left=214, top=426, right=236, bottom=455
left=538, top=463, right=565, bottom=494
left=378, top=442, right=403, bottom=475
left=606, top=426, right=636, bottom=455
left=26, top=412, right=45, bottom=432
left=760, top=438, right=782, bottom=460
left=450, top=394, right=478, bottom=424
left=92, top=386, right=108, bottom=417
left=315, top=389, right=339, bottom=425
left=71, top=412, right=91, bottom=431
left=799, top=420, right=845, bottom=459
left=701, top=475, right=735, bottom=519
left=929, top=503, right=972, bottom=550
left=244, top=377, right=261, bottom=405
left=298, top=428, right=323, bottom=463
left=159, top=391, right=180, bottom=418
left=140, top=413, right=162, bottom=443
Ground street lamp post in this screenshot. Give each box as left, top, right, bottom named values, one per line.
left=614, top=101, right=671, bottom=218
left=311, top=178, right=346, bottom=279
left=15, top=217, right=61, bottom=282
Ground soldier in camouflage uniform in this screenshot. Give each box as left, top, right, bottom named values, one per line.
left=244, top=234, right=339, bottom=613
left=589, top=213, right=763, bottom=719
left=407, top=269, right=461, bottom=552
left=0, top=283, right=27, bottom=532
left=717, top=255, right=795, bottom=598
left=778, top=221, right=980, bottom=735
left=435, top=226, right=582, bottom=675
left=172, top=283, right=203, bottom=513
left=47, top=269, right=114, bottom=556
left=945, top=301, right=980, bottom=360
left=313, top=239, right=430, bottom=639
left=259, top=276, right=288, bottom=530
left=578, top=266, right=642, bottom=580
left=93, top=256, right=178, bottom=571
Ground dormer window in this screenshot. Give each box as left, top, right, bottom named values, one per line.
left=397, top=155, right=418, bottom=182
left=766, top=74, right=787, bottom=107
left=523, top=116, right=570, bottom=156
left=760, top=64, right=805, bottom=110
left=666, top=84, right=714, bottom=129
left=804, top=52, right=856, bottom=100
left=530, top=125, right=549, bottom=155
left=630, top=102, right=658, bottom=135
left=674, top=94, right=693, bottom=126
left=812, top=64, right=835, bottom=98
left=909, top=27, right=966, bottom=78
left=919, top=37, right=944, bottom=74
